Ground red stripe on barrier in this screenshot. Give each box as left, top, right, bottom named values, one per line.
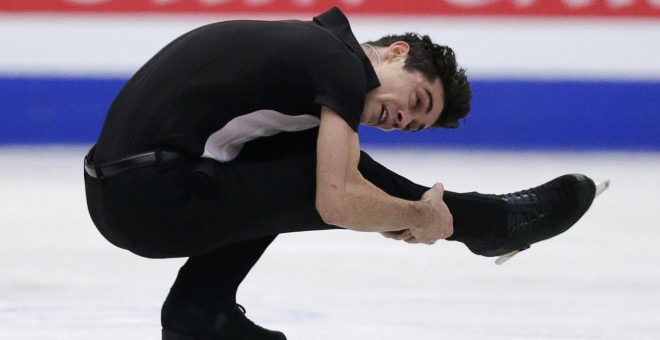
left=1, top=0, right=659, bottom=17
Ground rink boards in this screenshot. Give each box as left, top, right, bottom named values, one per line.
left=1, top=2, right=659, bottom=149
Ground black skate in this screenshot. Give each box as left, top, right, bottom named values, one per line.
left=461, top=174, right=608, bottom=264
left=162, top=302, right=286, bottom=340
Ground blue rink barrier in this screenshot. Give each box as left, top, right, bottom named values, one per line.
left=1, top=76, right=659, bottom=150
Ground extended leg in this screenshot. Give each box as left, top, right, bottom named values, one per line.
left=357, top=151, right=601, bottom=260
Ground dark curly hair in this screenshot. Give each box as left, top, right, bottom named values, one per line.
left=366, top=33, right=472, bottom=128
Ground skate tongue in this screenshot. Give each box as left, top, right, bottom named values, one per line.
left=495, top=250, right=519, bottom=265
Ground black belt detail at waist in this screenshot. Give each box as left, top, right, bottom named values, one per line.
left=84, top=150, right=192, bottom=179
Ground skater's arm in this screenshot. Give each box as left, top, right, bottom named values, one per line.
left=315, top=107, right=453, bottom=243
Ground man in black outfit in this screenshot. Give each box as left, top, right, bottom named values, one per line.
left=84, top=7, right=599, bottom=339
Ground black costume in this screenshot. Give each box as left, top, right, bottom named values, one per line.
left=85, top=7, right=509, bottom=337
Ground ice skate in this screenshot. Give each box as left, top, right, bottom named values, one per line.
left=494, top=177, right=609, bottom=264
left=162, top=301, right=286, bottom=340
left=462, top=174, right=608, bottom=264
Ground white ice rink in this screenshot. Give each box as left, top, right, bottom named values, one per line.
left=1, top=146, right=659, bottom=340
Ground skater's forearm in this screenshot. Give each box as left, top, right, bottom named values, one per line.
left=315, top=108, right=452, bottom=242
left=319, top=169, right=439, bottom=233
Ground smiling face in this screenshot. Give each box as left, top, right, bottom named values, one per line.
left=361, top=42, right=444, bottom=132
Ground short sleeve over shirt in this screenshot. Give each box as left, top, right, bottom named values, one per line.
left=94, top=7, right=380, bottom=164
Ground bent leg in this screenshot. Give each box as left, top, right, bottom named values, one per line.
left=85, top=150, right=336, bottom=259
left=162, top=235, right=278, bottom=335
left=86, top=147, right=508, bottom=259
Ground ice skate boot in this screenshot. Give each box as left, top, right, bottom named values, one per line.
left=460, top=174, right=608, bottom=264
left=162, top=300, right=286, bottom=340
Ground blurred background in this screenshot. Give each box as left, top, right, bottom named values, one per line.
left=1, top=1, right=659, bottom=339
left=1, top=0, right=659, bottom=149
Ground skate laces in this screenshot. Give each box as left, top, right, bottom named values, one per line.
left=499, top=184, right=561, bottom=233
left=500, top=190, right=537, bottom=204
left=493, top=174, right=603, bottom=265
left=491, top=185, right=558, bottom=265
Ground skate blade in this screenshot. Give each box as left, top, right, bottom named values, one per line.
left=495, top=250, right=519, bottom=265
left=595, top=179, right=610, bottom=197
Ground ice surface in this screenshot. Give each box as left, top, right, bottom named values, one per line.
left=1, top=146, right=659, bottom=340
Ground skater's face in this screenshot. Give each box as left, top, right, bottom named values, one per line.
left=361, top=42, right=444, bottom=132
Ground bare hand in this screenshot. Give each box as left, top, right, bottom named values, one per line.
left=380, top=229, right=421, bottom=244
left=410, top=183, right=454, bottom=244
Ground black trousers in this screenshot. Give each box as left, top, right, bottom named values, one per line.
left=85, top=149, right=507, bottom=314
